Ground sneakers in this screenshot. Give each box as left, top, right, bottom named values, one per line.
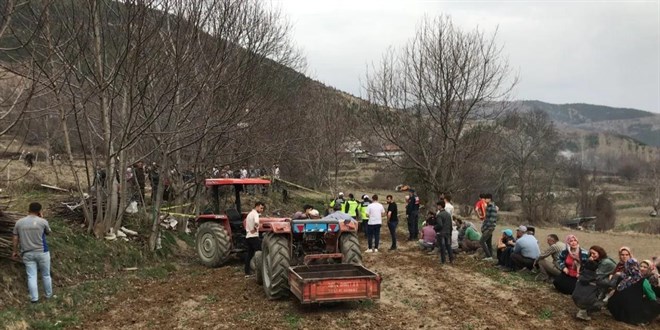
left=482, top=257, right=493, bottom=261
left=374, top=249, right=379, bottom=253
left=576, top=309, right=591, bottom=321
left=365, top=249, right=374, bottom=253
left=389, top=247, right=397, bottom=251
left=46, top=295, right=57, bottom=300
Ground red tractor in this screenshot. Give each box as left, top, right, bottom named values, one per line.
left=195, top=178, right=281, bottom=267
left=196, top=178, right=379, bottom=303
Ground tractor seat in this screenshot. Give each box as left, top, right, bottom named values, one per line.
left=226, top=208, right=242, bottom=225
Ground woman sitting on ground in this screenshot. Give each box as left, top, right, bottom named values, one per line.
left=553, top=234, right=588, bottom=295
left=607, top=258, right=660, bottom=325
left=646, top=258, right=660, bottom=287
left=612, top=246, right=633, bottom=276
left=461, top=221, right=481, bottom=253
left=572, top=245, right=616, bottom=321
left=418, top=217, right=437, bottom=252
left=603, top=246, right=634, bottom=301
left=640, top=260, right=659, bottom=293
left=496, top=229, right=515, bottom=267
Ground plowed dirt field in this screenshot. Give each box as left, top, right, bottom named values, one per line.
left=77, top=230, right=655, bottom=330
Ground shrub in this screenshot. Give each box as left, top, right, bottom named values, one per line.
left=617, top=163, right=641, bottom=182
left=594, top=193, right=615, bottom=231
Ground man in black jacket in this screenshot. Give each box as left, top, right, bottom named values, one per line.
left=407, top=190, right=420, bottom=240
left=434, top=200, right=454, bottom=264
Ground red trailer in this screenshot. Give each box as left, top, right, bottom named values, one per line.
left=288, top=264, right=381, bottom=304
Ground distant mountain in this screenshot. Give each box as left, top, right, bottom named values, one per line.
left=516, top=100, right=660, bottom=147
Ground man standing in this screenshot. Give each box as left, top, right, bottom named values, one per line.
left=24, top=152, right=35, bottom=168
left=245, top=202, right=264, bottom=277
left=475, top=193, right=486, bottom=221
left=365, top=195, right=385, bottom=253
left=358, top=194, right=371, bottom=236
left=329, top=192, right=345, bottom=214
left=133, top=161, right=146, bottom=204
left=273, top=164, right=280, bottom=179
left=343, top=193, right=359, bottom=220
left=12, top=202, right=53, bottom=303
left=407, top=189, right=420, bottom=240
left=434, top=200, right=454, bottom=264
left=386, top=195, right=399, bottom=250
left=510, top=225, right=540, bottom=271
left=148, top=163, right=160, bottom=202
left=534, top=234, right=566, bottom=282
left=479, top=193, right=498, bottom=261
left=443, top=194, right=454, bottom=218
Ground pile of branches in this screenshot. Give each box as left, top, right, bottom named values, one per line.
left=51, top=196, right=98, bottom=224
left=0, top=210, right=21, bottom=259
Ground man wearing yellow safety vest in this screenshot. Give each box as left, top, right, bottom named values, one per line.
left=358, top=194, right=371, bottom=236
left=343, top=193, right=359, bottom=220
left=329, top=192, right=345, bottom=215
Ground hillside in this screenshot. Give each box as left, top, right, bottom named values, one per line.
left=518, top=100, right=660, bottom=147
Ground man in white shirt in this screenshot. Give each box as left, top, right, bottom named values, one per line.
left=365, top=195, right=385, bottom=253
left=444, top=194, right=454, bottom=218
left=244, top=202, right=264, bottom=276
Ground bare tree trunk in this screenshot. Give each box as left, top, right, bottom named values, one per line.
left=149, top=154, right=168, bottom=250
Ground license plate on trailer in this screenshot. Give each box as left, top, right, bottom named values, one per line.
left=292, top=223, right=340, bottom=233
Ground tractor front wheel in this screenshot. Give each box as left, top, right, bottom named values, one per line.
left=196, top=222, right=231, bottom=267
left=262, top=234, right=290, bottom=299
left=340, top=233, right=363, bottom=265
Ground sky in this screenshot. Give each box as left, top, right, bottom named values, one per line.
left=273, top=0, right=660, bottom=113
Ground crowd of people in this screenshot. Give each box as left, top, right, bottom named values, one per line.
left=425, top=193, right=659, bottom=325
left=324, top=190, right=659, bottom=325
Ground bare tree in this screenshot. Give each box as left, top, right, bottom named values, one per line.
left=499, top=109, right=561, bottom=224
left=362, top=16, right=516, bottom=197
left=642, top=155, right=660, bottom=215
left=2, top=0, right=304, bottom=247
left=0, top=0, right=39, bottom=181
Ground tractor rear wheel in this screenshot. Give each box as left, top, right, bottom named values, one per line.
left=253, top=251, right=263, bottom=285
left=340, top=233, right=362, bottom=265
left=196, top=222, right=231, bottom=267
left=262, top=233, right=290, bottom=299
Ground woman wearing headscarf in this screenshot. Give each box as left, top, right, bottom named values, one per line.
left=602, top=246, right=635, bottom=302
left=640, top=260, right=659, bottom=292
left=572, top=245, right=617, bottom=321
left=643, top=258, right=659, bottom=288
left=496, top=229, right=515, bottom=268
left=607, top=258, right=660, bottom=325
left=612, top=246, right=633, bottom=276
left=553, top=234, right=589, bottom=295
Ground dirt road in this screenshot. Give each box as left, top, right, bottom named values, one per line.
left=78, top=233, right=650, bottom=330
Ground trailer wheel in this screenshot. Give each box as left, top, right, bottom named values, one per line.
left=262, top=234, right=290, bottom=299
left=253, top=251, right=263, bottom=285
left=196, top=222, right=231, bottom=267
left=340, top=233, right=362, bottom=265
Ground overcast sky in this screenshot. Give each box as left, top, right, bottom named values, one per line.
left=273, top=0, right=660, bottom=113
